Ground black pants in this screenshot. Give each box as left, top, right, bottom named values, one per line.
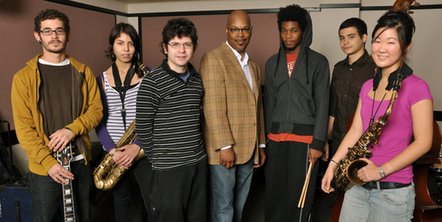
left=112, top=156, right=151, bottom=222
left=29, top=159, right=93, bottom=222
left=264, top=140, right=319, bottom=222
left=149, top=161, right=208, bottom=222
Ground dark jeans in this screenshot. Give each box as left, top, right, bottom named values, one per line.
left=113, top=156, right=151, bottom=222
left=149, top=161, right=208, bottom=222
left=29, top=159, right=93, bottom=222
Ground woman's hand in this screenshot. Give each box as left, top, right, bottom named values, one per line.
left=357, top=158, right=382, bottom=182
left=112, top=144, right=141, bottom=169
left=321, top=162, right=337, bottom=194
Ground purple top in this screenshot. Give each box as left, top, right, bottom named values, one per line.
left=360, top=74, right=433, bottom=184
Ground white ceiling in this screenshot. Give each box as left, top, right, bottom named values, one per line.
left=114, top=0, right=218, bottom=3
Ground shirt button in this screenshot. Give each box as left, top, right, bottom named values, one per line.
left=253, top=123, right=256, bottom=126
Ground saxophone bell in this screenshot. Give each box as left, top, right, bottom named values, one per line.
left=93, top=119, right=146, bottom=191
left=347, top=159, right=368, bottom=186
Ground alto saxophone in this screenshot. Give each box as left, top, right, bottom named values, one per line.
left=93, top=119, right=146, bottom=191
left=334, top=79, right=402, bottom=191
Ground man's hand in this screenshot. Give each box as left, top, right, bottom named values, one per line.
left=219, top=148, right=235, bottom=169
left=48, top=163, right=74, bottom=184
left=254, top=148, right=266, bottom=168
left=309, top=148, right=322, bottom=167
left=48, top=128, right=74, bottom=152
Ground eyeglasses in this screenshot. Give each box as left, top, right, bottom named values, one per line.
left=40, top=28, right=66, bottom=36
left=168, top=42, right=194, bottom=49
left=226, top=26, right=253, bottom=34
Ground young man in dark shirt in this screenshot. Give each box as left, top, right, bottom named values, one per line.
left=323, top=18, right=376, bottom=160
left=136, top=18, right=207, bottom=222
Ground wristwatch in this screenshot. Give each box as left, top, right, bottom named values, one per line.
left=379, top=166, right=386, bottom=179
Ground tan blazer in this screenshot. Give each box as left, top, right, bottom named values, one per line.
left=200, top=42, right=266, bottom=165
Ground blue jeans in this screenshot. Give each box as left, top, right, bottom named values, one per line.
left=209, top=157, right=254, bottom=222
left=340, top=183, right=415, bottom=222
left=29, top=159, right=92, bottom=222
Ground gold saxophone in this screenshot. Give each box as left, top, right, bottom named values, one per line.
left=334, top=79, right=402, bottom=191
left=93, top=119, right=146, bottom=191
left=93, top=62, right=150, bottom=191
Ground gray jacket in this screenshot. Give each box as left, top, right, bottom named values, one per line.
left=264, top=11, right=330, bottom=151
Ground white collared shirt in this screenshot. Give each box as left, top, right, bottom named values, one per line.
left=221, top=41, right=265, bottom=150
left=225, top=41, right=254, bottom=93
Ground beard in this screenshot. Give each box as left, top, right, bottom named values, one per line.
left=41, top=40, right=67, bottom=54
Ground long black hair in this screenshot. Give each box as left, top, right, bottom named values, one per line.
left=105, top=23, right=143, bottom=77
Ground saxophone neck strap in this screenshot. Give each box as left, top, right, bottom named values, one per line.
left=373, top=62, right=413, bottom=91
left=112, top=62, right=135, bottom=130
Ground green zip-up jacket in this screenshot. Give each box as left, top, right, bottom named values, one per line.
left=11, top=54, right=102, bottom=176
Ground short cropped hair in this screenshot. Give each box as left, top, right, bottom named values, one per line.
left=160, top=18, right=198, bottom=55
left=277, top=4, right=308, bottom=33
left=34, top=9, right=70, bottom=34
left=339, top=17, right=368, bottom=38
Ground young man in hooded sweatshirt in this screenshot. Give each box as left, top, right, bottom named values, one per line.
left=264, top=4, right=330, bottom=222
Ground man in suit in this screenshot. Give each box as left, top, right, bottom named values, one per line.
left=199, top=10, right=266, bottom=222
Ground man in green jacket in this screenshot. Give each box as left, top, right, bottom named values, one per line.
left=11, top=9, right=102, bottom=222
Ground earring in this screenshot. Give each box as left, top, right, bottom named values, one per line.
left=110, top=53, right=116, bottom=61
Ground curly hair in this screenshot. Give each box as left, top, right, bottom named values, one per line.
left=339, top=17, right=367, bottom=39
left=34, top=9, right=70, bottom=34
left=160, top=18, right=198, bottom=56
left=277, top=4, right=308, bottom=32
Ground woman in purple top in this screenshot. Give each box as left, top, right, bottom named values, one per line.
left=95, top=23, right=151, bottom=222
left=322, top=10, right=433, bottom=222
